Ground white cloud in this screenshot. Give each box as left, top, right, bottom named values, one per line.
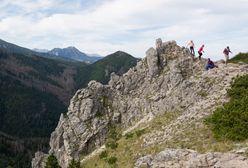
left=0, top=0, right=247, bottom=60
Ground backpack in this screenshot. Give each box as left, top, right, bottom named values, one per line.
left=223, top=48, right=228, bottom=54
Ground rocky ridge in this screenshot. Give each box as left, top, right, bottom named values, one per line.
left=32, top=38, right=248, bottom=168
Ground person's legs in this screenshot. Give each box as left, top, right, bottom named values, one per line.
left=206, top=64, right=212, bottom=70
left=198, top=52, right=202, bottom=60
left=224, top=54, right=227, bottom=64
left=206, top=64, right=215, bottom=70
left=206, top=65, right=209, bottom=70
left=225, top=54, right=229, bottom=64
left=190, top=47, right=195, bottom=56
left=209, top=64, right=214, bottom=69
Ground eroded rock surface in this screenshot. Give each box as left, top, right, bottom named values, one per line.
left=135, top=148, right=248, bottom=168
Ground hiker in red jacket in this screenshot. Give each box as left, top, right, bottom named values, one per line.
left=198, top=45, right=204, bottom=60
left=223, top=46, right=232, bottom=64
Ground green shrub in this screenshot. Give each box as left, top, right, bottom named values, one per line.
left=205, top=74, right=248, bottom=141
left=135, top=129, right=145, bottom=137
left=68, top=159, right=80, bottom=168
left=229, top=52, right=248, bottom=64
left=125, top=132, right=134, bottom=139
left=108, top=127, right=121, bottom=141
left=106, top=140, right=118, bottom=149
left=99, top=150, right=108, bottom=159
left=107, top=156, right=117, bottom=165
left=95, top=111, right=104, bottom=118
left=45, top=154, right=61, bottom=168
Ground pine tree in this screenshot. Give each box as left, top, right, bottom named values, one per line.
left=45, top=154, right=61, bottom=168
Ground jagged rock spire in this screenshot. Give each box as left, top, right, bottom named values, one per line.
left=146, top=47, right=159, bottom=77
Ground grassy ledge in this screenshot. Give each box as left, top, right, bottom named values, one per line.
left=81, top=112, right=179, bottom=168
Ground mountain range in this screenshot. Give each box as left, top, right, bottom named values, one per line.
left=0, top=39, right=139, bottom=168
left=0, top=39, right=102, bottom=63
left=33, top=46, right=102, bottom=63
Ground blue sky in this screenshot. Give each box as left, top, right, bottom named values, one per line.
left=0, top=0, right=247, bottom=60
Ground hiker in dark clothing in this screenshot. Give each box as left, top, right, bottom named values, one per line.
left=198, top=45, right=204, bottom=60
left=206, top=58, right=218, bottom=70
left=223, top=46, right=232, bottom=65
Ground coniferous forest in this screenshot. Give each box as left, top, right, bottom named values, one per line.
left=0, top=43, right=138, bottom=168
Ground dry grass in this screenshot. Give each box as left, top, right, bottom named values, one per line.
left=81, top=113, right=247, bottom=168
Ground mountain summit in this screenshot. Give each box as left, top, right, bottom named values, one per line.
left=32, top=39, right=248, bottom=168
left=49, top=46, right=102, bottom=63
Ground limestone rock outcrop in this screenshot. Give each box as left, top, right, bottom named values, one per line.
left=135, top=149, right=248, bottom=168
left=32, top=39, right=248, bottom=168
left=146, top=47, right=159, bottom=77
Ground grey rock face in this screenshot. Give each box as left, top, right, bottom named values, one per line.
left=32, top=38, right=248, bottom=168
left=135, top=149, right=248, bottom=168
left=146, top=47, right=159, bottom=77
left=48, top=80, right=112, bottom=167
left=156, top=38, right=162, bottom=49
left=31, top=152, right=48, bottom=168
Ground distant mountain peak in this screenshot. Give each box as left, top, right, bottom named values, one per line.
left=66, top=46, right=77, bottom=50
left=114, top=50, right=129, bottom=55
left=0, top=38, right=102, bottom=63
left=48, top=47, right=102, bottom=63
left=33, top=48, right=49, bottom=53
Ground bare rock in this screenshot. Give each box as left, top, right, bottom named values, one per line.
left=146, top=47, right=159, bottom=77
left=135, top=149, right=248, bottom=168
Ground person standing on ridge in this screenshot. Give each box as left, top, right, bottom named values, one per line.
left=187, top=40, right=195, bottom=56
left=198, top=45, right=205, bottom=60
left=223, top=46, right=232, bottom=65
